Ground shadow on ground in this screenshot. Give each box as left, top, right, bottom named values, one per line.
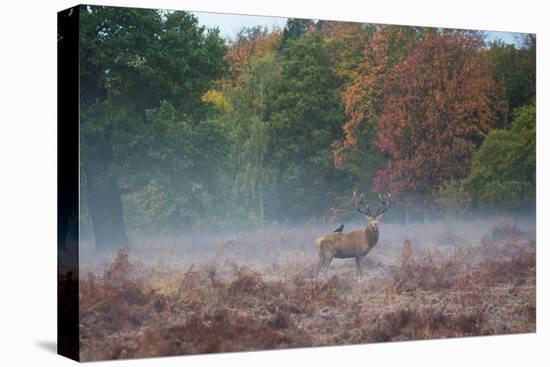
left=36, top=340, right=57, bottom=354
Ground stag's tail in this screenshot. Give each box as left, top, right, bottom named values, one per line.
left=315, top=237, right=324, bottom=255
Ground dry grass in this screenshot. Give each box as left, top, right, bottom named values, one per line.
left=72, top=224, right=536, bottom=361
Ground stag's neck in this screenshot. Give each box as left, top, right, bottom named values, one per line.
left=365, top=224, right=379, bottom=247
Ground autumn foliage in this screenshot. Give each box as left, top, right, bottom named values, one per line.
left=373, top=32, right=506, bottom=200
left=319, top=21, right=373, bottom=84
left=333, top=26, right=425, bottom=190
left=338, top=26, right=423, bottom=154
left=333, top=29, right=530, bottom=208
left=78, top=8, right=535, bottom=240
left=225, top=27, right=282, bottom=81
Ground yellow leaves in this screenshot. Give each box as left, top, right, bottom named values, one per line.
left=201, top=89, right=230, bottom=112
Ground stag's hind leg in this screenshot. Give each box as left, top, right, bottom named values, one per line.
left=316, top=255, right=333, bottom=276
left=315, top=257, right=324, bottom=276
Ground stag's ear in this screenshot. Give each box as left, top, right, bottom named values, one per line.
left=377, top=213, right=384, bottom=221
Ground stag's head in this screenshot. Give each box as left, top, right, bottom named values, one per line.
left=352, top=191, right=392, bottom=228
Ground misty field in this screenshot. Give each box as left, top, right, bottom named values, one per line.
left=55, top=6, right=537, bottom=362
left=64, top=218, right=536, bottom=361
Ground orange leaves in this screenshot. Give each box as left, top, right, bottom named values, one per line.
left=322, top=22, right=372, bottom=83
left=335, top=26, right=423, bottom=168
left=373, top=32, right=506, bottom=198
left=225, top=27, right=282, bottom=82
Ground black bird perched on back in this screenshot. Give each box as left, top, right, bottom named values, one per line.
left=333, top=224, right=344, bottom=233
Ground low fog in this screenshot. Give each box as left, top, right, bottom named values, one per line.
left=78, top=214, right=536, bottom=276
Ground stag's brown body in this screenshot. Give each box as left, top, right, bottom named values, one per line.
left=315, top=192, right=390, bottom=276
left=316, top=226, right=378, bottom=259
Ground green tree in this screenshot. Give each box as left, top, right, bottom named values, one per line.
left=217, top=52, right=282, bottom=225
left=122, top=102, right=230, bottom=233
left=487, top=34, right=536, bottom=127
left=79, top=6, right=227, bottom=249
left=278, top=18, right=314, bottom=51
left=463, top=105, right=535, bottom=209
left=267, top=30, right=347, bottom=218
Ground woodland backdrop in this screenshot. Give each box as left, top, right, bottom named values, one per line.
left=70, top=6, right=536, bottom=250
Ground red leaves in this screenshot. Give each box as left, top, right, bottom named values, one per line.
left=336, top=29, right=507, bottom=200
left=374, top=32, right=505, bottom=199
left=336, top=26, right=423, bottom=167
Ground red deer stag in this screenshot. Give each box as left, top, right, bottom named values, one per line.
left=315, top=192, right=392, bottom=277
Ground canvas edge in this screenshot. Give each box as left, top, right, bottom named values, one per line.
left=57, top=4, right=82, bottom=362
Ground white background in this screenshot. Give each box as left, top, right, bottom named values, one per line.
left=0, top=0, right=547, bottom=365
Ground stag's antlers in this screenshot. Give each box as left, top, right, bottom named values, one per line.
left=352, top=191, right=392, bottom=217
left=375, top=193, right=392, bottom=216
left=352, top=191, right=373, bottom=216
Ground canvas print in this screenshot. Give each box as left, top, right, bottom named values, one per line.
left=57, top=4, right=536, bottom=362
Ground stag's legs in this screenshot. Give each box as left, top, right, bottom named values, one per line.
left=355, top=256, right=365, bottom=277
left=315, top=258, right=324, bottom=276
left=324, top=257, right=333, bottom=273
left=316, top=256, right=333, bottom=276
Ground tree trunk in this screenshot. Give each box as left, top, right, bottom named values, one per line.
left=87, top=177, right=128, bottom=251
left=84, top=141, right=129, bottom=251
